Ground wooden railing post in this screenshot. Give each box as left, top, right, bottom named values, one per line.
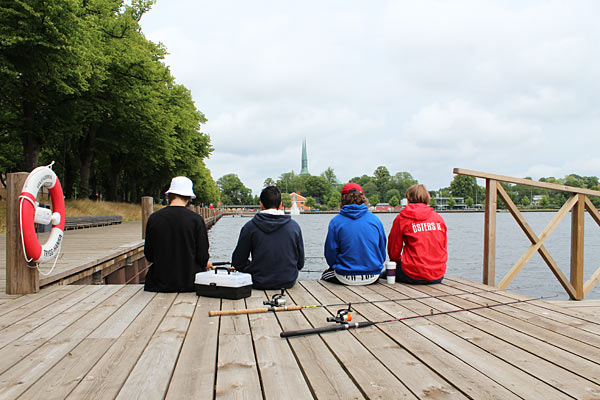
left=6, top=172, right=39, bottom=294
left=141, top=196, right=153, bottom=240
left=571, top=194, right=585, bottom=300
left=483, top=179, right=497, bottom=286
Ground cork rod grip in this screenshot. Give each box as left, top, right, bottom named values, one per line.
left=209, top=307, right=269, bottom=316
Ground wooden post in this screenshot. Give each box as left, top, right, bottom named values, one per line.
left=483, top=179, right=497, bottom=286
left=6, top=172, right=39, bottom=294
left=570, top=194, right=585, bottom=300
left=141, top=196, right=153, bottom=240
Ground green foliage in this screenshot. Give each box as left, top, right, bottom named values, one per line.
left=385, top=189, right=401, bottom=203
left=465, top=197, right=474, bottom=208
left=304, top=175, right=331, bottom=201
left=447, top=198, right=456, bottom=208
left=540, top=195, right=550, bottom=208
left=0, top=0, right=217, bottom=203
left=450, top=175, right=477, bottom=199
left=217, top=174, right=253, bottom=205
left=388, top=195, right=399, bottom=207
left=305, top=196, right=317, bottom=209
left=327, top=191, right=341, bottom=209
left=368, top=194, right=380, bottom=205
left=281, top=193, right=292, bottom=209
left=320, top=167, right=338, bottom=186
left=429, top=197, right=437, bottom=208
left=521, top=196, right=530, bottom=207
left=263, top=178, right=275, bottom=187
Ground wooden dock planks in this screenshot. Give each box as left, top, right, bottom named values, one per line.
left=0, top=279, right=597, bottom=399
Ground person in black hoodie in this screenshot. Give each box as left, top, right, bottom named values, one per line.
left=232, top=186, right=304, bottom=289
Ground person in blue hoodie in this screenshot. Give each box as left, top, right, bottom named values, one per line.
left=321, top=183, right=386, bottom=285
left=232, top=186, right=305, bottom=289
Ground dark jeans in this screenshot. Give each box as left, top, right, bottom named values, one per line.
left=381, top=261, right=444, bottom=285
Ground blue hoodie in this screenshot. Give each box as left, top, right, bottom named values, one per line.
left=324, top=204, right=386, bottom=275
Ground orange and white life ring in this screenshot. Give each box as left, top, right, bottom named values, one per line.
left=18, top=163, right=65, bottom=264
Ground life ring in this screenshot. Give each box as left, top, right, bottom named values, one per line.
left=18, top=163, right=65, bottom=263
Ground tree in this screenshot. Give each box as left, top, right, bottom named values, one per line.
left=281, top=193, right=292, bottom=210
left=450, top=175, right=476, bottom=199
left=362, top=181, right=378, bottom=198
left=217, top=174, right=252, bottom=205
left=521, top=196, right=530, bottom=207
left=304, top=175, right=331, bottom=201
left=305, top=197, right=317, bottom=209
left=320, top=167, right=338, bottom=186
left=393, top=172, right=418, bottom=195
left=327, top=191, right=341, bottom=209
left=389, top=195, right=399, bottom=207
left=368, top=194, right=380, bottom=205
left=447, top=198, right=456, bottom=208
left=465, top=197, right=474, bottom=208
left=385, top=189, right=401, bottom=203
left=429, top=197, right=437, bottom=208
left=263, top=178, right=275, bottom=187
left=540, top=195, right=550, bottom=208
left=373, top=166, right=391, bottom=194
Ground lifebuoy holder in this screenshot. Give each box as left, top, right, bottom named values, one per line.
left=18, top=162, right=65, bottom=268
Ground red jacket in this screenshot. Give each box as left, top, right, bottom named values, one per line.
left=388, top=203, right=447, bottom=281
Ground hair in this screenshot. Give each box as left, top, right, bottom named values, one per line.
left=260, top=186, right=281, bottom=209
left=341, top=192, right=367, bottom=207
left=167, top=193, right=191, bottom=205
left=405, top=184, right=430, bottom=204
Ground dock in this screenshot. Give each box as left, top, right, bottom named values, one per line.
left=1, top=277, right=599, bottom=399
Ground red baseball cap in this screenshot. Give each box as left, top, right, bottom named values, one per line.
left=341, top=182, right=363, bottom=194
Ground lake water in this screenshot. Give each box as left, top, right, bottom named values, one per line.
left=208, top=212, right=600, bottom=300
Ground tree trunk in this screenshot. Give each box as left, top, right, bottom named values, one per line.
left=22, top=100, right=40, bottom=171
left=78, top=124, right=98, bottom=198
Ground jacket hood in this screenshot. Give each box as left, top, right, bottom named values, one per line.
left=251, top=212, right=292, bottom=233
left=339, top=204, right=368, bottom=220
left=401, top=203, right=433, bottom=221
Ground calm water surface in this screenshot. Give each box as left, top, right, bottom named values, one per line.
left=208, top=212, right=600, bottom=300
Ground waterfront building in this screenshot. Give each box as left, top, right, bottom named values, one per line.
left=290, top=191, right=309, bottom=211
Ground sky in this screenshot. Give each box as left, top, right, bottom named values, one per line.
left=140, top=1, right=600, bottom=196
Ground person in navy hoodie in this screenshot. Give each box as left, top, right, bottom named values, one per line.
left=232, top=186, right=304, bottom=289
left=387, top=184, right=447, bottom=284
left=321, top=183, right=386, bottom=285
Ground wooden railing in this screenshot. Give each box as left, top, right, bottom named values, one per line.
left=454, top=168, right=600, bottom=300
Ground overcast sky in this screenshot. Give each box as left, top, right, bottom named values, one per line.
left=140, top=1, right=600, bottom=196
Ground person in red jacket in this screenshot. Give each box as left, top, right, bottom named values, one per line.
left=387, top=184, right=447, bottom=284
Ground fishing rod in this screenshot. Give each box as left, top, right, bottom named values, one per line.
left=207, top=287, right=519, bottom=317
left=280, top=295, right=555, bottom=338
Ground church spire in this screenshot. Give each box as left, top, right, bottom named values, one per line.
left=300, top=138, right=309, bottom=175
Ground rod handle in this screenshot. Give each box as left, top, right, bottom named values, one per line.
left=209, top=307, right=269, bottom=316
left=280, top=321, right=375, bottom=338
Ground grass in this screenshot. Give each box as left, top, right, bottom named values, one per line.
left=0, top=198, right=156, bottom=234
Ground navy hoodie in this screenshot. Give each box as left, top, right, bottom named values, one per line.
left=324, top=204, right=386, bottom=275
left=232, top=212, right=304, bottom=289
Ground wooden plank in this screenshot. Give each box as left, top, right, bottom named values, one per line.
left=115, top=293, right=197, bottom=400
left=0, top=284, right=80, bottom=319
left=0, top=285, right=102, bottom=349
left=0, top=286, right=139, bottom=399
left=454, top=168, right=600, bottom=197
left=245, top=291, right=313, bottom=399
left=0, top=285, right=126, bottom=376
left=326, top=283, right=468, bottom=399
left=392, top=284, right=600, bottom=399
left=66, top=292, right=176, bottom=400
left=6, top=172, right=38, bottom=294
left=496, top=184, right=575, bottom=297
left=571, top=194, right=585, bottom=299
left=483, top=178, right=497, bottom=286
left=442, top=279, right=600, bottom=346
left=298, top=281, right=418, bottom=399
left=275, top=285, right=365, bottom=399
left=165, top=295, right=221, bottom=400
left=446, top=276, right=600, bottom=328
left=341, top=282, right=522, bottom=399
left=214, top=298, right=263, bottom=399
left=18, top=287, right=149, bottom=400
left=497, top=193, right=576, bottom=291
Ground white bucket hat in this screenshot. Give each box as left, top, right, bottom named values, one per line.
left=165, top=176, right=196, bottom=199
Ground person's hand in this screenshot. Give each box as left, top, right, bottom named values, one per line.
left=206, top=261, right=214, bottom=270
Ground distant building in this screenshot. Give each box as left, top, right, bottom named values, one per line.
left=374, top=203, right=401, bottom=212
left=532, top=195, right=544, bottom=206
left=434, top=196, right=466, bottom=210
left=290, top=192, right=309, bottom=210
left=300, top=139, right=309, bottom=175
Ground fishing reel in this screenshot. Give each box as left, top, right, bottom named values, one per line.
left=327, top=303, right=353, bottom=324
left=264, top=289, right=287, bottom=307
